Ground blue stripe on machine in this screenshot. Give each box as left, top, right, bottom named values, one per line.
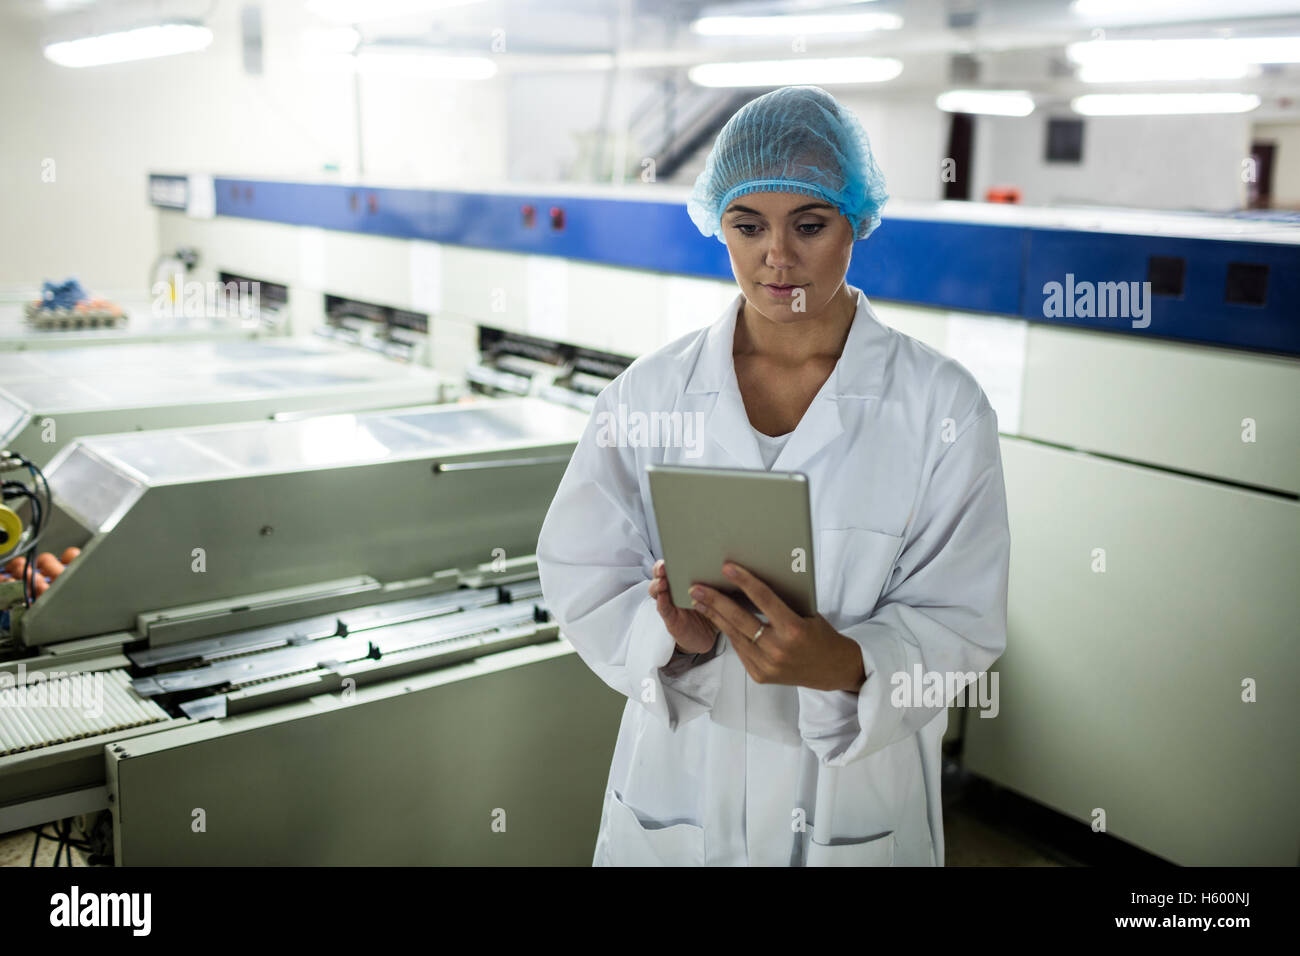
left=176, top=176, right=1298, bottom=356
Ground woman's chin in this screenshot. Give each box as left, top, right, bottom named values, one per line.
left=744, top=297, right=822, bottom=323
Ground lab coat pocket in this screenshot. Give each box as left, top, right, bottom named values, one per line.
left=817, top=528, right=905, bottom=622
left=802, top=828, right=896, bottom=867
left=604, top=789, right=706, bottom=866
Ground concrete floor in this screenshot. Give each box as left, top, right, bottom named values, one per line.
left=943, top=803, right=1063, bottom=866
left=0, top=819, right=96, bottom=867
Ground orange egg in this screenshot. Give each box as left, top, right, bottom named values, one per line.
left=32, top=576, right=49, bottom=597
left=35, top=553, right=64, bottom=579
left=4, top=556, right=26, bottom=576
left=61, top=546, right=81, bottom=564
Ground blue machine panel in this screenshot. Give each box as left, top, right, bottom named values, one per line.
left=214, top=178, right=734, bottom=279
left=168, top=176, right=1299, bottom=356
left=1023, top=229, right=1299, bottom=355
left=850, top=218, right=1025, bottom=315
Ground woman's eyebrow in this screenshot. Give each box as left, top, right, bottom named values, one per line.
left=724, top=202, right=834, bottom=217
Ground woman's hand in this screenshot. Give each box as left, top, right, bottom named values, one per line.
left=689, top=562, right=867, bottom=693
left=649, top=559, right=719, bottom=655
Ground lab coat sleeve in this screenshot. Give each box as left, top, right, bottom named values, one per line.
left=535, top=384, right=726, bottom=730
left=797, top=407, right=1010, bottom=765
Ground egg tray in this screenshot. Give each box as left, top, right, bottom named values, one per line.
left=23, top=301, right=127, bottom=330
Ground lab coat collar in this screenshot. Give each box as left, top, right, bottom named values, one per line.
left=684, top=287, right=887, bottom=471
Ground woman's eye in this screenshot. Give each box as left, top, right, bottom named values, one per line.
left=733, top=223, right=760, bottom=236
left=798, top=223, right=825, bottom=235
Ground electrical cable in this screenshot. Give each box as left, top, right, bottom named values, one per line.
left=1, top=454, right=51, bottom=608
left=28, top=817, right=92, bottom=867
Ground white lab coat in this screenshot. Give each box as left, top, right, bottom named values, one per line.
left=536, top=287, right=1010, bottom=866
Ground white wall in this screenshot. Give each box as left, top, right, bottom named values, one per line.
left=506, top=71, right=665, bottom=183
left=971, top=111, right=1251, bottom=211
left=0, top=1, right=505, bottom=291
left=837, top=93, right=950, bottom=204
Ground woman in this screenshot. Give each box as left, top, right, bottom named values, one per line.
left=536, top=86, right=1010, bottom=866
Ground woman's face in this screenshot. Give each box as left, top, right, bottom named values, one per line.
left=722, top=190, right=855, bottom=323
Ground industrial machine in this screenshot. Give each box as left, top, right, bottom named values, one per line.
left=138, top=175, right=1298, bottom=865
left=0, top=338, right=347, bottom=385
left=0, top=338, right=444, bottom=468
left=0, top=285, right=280, bottom=352
left=465, top=326, right=630, bottom=412
left=0, top=398, right=625, bottom=864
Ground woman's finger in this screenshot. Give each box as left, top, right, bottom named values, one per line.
left=721, top=562, right=804, bottom=631
left=693, top=585, right=762, bottom=642
left=655, top=578, right=702, bottom=630
left=694, top=599, right=766, bottom=677
left=655, top=582, right=679, bottom=618
left=691, top=586, right=769, bottom=663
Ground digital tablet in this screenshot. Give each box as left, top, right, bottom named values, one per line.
left=646, top=464, right=817, bottom=618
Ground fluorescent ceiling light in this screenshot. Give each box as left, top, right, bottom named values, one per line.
left=689, top=57, right=902, bottom=87
left=348, top=50, right=497, bottom=79
left=1071, top=93, right=1262, bottom=115
left=936, top=89, right=1034, bottom=116
left=306, top=0, right=485, bottom=24
left=1068, top=37, right=1300, bottom=82
left=692, top=13, right=903, bottom=35
left=44, top=23, right=212, bottom=68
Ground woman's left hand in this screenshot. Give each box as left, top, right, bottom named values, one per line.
left=689, top=562, right=867, bottom=693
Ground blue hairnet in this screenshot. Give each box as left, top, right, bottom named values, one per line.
left=687, top=86, right=888, bottom=243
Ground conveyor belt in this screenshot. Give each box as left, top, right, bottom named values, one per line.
left=498, top=578, right=543, bottom=602
left=131, top=601, right=544, bottom=697
left=135, top=595, right=548, bottom=697
left=0, top=668, right=169, bottom=756
left=175, top=618, right=551, bottom=721
left=128, top=613, right=343, bottom=668
left=126, top=585, right=512, bottom=669
left=363, top=602, right=540, bottom=656
left=340, top=585, right=503, bottom=632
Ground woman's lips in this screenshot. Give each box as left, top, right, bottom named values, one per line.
left=762, top=283, right=803, bottom=299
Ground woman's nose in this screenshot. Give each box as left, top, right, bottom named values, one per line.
left=765, top=234, right=794, bottom=269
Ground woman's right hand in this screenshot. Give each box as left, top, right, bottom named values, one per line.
left=649, top=559, right=719, bottom=655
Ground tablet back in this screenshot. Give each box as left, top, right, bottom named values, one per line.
left=646, top=464, right=817, bottom=618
